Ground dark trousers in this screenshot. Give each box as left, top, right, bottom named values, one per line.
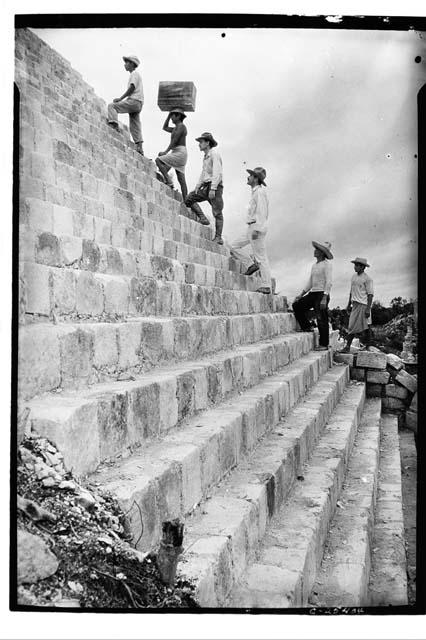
left=293, top=291, right=330, bottom=347
left=185, top=183, right=224, bottom=236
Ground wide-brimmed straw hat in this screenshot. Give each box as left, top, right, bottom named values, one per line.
left=170, top=107, right=187, bottom=119
left=123, top=55, right=140, bottom=67
left=195, top=132, right=218, bottom=147
left=246, top=167, right=267, bottom=186
left=351, top=257, right=370, bottom=267
left=312, top=241, right=333, bottom=259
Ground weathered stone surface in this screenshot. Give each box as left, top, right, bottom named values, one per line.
left=18, top=529, right=59, bottom=584
left=386, top=353, right=404, bottom=371
left=75, top=271, right=104, bottom=316
left=395, top=369, right=417, bottom=394
left=59, top=327, right=94, bottom=388
left=366, top=370, right=390, bottom=384
left=405, top=410, right=417, bottom=434
left=355, top=351, right=387, bottom=370
left=384, top=384, right=409, bottom=401
left=23, top=262, right=51, bottom=316
left=51, top=268, right=76, bottom=315
left=410, top=392, right=417, bottom=412
left=382, top=397, right=406, bottom=413
left=18, top=325, right=61, bottom=400
left=36, top=231, right=61, bottom=266
left=52, top=204, right=74, bottom=236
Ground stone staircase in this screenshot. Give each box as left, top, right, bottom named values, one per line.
left=16, top=28, right=408, bottom=609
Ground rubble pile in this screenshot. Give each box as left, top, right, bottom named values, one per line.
left=16, top=436, right=198, bottom=609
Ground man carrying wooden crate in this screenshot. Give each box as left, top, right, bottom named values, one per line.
left=107, top=55, right=144, bottom=156
left=185, top=132, right=224, bottom=245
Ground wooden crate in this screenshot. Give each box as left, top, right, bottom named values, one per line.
left=157, top=81, right=197, bottom=112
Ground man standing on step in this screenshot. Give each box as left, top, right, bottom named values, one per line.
left=230, top=167, right=272, bottom=294
left=107, top=55, right=144, bottom=156
left=292, top=241, right=333, bottom=350
left=185, top=132, right=224, bottom=244
left=341, top=257, right=374, bottom=353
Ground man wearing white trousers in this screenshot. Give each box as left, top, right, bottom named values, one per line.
left=230, top=167, right=272, bottom=294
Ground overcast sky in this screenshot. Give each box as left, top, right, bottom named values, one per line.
left=31, top=26, right=423, bottom=306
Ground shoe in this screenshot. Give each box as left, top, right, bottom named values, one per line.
left=107, top=121, right=119, bottom=129
left=256, top=287, right=271, bottom=294
left=213, top=236, right=224, bottom=245
left=244, top=263, right=260, bottom=276
left=315, top=346, right=329, bottom=351
left=155, top=171, right=165, bottom=183
left=197, top=213, right=210, bottom=226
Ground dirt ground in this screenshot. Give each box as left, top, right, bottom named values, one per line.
left=399, top=427, right=417, bottom=605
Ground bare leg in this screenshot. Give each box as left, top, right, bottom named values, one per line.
left=176, top=171, right=188, bottom=200
left=155, top=158, right=172, bottom=185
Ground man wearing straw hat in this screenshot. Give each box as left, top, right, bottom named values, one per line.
left=230, top=167, right=272, bottom=294
left=341, top=257, right=374, bottom=353
left=185, top=132, right=224, bottom=244
left=292, top=241, right=333, bottom=350
left=107, top=55, right=144, bottom=155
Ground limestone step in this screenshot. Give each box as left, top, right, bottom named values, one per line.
left=20, top=193, right=227, bottom=262
left=19, top=312, right=296, bottom=400
left=93, top=350, right=336, bottom=555
left=21, top=260, right=286, bottom=321
left=308, top=398, right=381, bottom=607
left=367, top=415, right=408, bottom=606
left=27, top=332, right=316, bottom=476
left=227, top=381, right=365, bottom=608
left=20, top=226, right=261, bottom=293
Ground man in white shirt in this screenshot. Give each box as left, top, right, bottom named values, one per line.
left=341, top=257, right=374, bottom=352
left=185, top=132, right=224, bottom=244
left=230, top=167, right=272, bottom=294
left=107, top=55, right=144, bottom=155
left=292, top=241, right=333, bottom=350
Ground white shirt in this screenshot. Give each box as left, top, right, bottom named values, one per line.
left=350, top=272, right=374, bottom=305
left=247, top=185, right=269, bottom=233
left=304, top=259, right=332, bottom=295
left=196, top=148, right=223, bottom=190
left=128, top=70, right=144, bottom=103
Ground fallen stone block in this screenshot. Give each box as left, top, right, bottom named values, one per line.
left=382, top=397, right=406, bottom=413
left=384, top=384, right=409, bottom=401
left=366, top=383, right=383, bottom=398
left=18, top=529, right=59, bottom=584
left=350, top=367, right=365, bottom=382
left=386, top=353, right=404, bottom=371
left=395, top=369, right=417, bottom=394
left=355, top=351, right=387, bottom=370
left=366, top=370, right=390, bottom=384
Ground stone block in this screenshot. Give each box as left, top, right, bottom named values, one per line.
left=18, top=325, right=61, bottom=400
left=366, top=370, right=390, bottom=384
left=129, top=382, right=160, bottom=439
left=30, top=152, right=55, bottom=183
left=382, top=397, right=406, bottom=413
left=55, top=161, right=81, bottom=193
left=98, top=391, right=130, bottom=461
left=349, top=367, right=365, bottom=382
left=18, top=530, right=59, bottom=585
left=91, top=324, right=118, bottom=368
left=23, top=197, right=53, bottom=231
left=334, top=352, right=354, bottom=366
left=60, top=235, right=82, bottom=265
left=73, top=210, right=95, bottom=240
left=410, top=392, right=417, bottom=412
left=22, top=262, right=51, bottom=316
left=366, top=383, right=383, bottom=398
left=102, top=276, right=129, bottom=316
left=35, top=231, right=61, bottom=266
left=355, top=351, right=387, bottom=370
left=158, top=376, right=178, bottom=433
left=51, top=204, right=74, bottom=236
left=81, top=239, right=101, bottom=271
left=386, top=353, right=404, bottom=371
left=384, top=384, right=409, bottom=401
left=129, top=277, right=157, bottom=315
left=395, top=369, right=417, bottom=394
left=176, top=372, right=195, bottom=422
left=117, top=323, right=142, bottom=369
left=75, top=271, right=104, bottom=316
left=51, top=268, right=76, bottom=315
left=405, top=410, right=417, bottom=435
left=94, top=217, right=112, bottom=245
left=81, top=171, right=98, bottom=198
left=59, top=327, right=94, bottom=388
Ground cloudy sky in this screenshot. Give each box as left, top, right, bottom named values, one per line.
left=30, top=25, right=422, bottom=306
